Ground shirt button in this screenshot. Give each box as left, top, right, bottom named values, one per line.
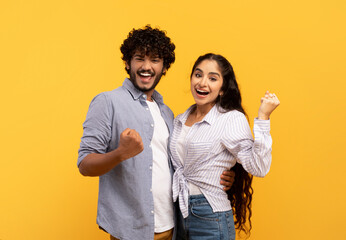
left=146, top=108, right=149, bottom=110
left=143, top=95, right=146, bottom=99
left=151, top=124, right=154, bottom=127
left=150, top=188, right=152, bottom=192
left=151, top=210, right=154, bottom=214
left=149, top=166, right=152, bottom=170
left=149, top=144, right=152, bottom=148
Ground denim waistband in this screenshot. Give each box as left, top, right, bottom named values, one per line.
left=188, top=194, right=209, bottom=205
left=189, top=194, right=205, bottom=200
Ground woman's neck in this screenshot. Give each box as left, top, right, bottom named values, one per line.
left=185, top=103, right=215, bottom=126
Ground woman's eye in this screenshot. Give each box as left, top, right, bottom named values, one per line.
left=195, top=73, right=201, bottom=77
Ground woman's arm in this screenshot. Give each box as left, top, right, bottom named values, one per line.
left=223, top=91, right=280, bottom=177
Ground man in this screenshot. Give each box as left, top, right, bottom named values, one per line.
left=78, top=25, right=234, bottom=240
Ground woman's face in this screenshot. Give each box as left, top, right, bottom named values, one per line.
left=190, top=59, right=224, bottom=108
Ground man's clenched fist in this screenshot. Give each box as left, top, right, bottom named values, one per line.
left=118, top=128, right=144, bottom=161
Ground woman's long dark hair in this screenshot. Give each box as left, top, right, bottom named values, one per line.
left=191, top=53, right=253, bottom=235
left=227, top=163, right=253, bottom=235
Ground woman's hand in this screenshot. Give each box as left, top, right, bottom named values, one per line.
left=258, top=91, right=280, bottom=120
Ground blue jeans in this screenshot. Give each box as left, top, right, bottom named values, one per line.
left=176, top=194, right=236, bottom=240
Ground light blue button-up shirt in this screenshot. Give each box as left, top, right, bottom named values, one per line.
left=78, top=78, right=174, bottom=240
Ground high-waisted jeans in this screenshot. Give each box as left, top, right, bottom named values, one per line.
left=176, top=194, right=235, bottom=240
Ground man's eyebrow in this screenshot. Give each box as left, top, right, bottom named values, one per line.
left=148, top=54, right=161, bottom=59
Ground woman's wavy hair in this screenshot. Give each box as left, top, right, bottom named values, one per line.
left=191, top=53, right=254, bottom=235
left=120, top=25, right=175, bottom=75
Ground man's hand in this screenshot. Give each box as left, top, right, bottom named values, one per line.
left=78, top=128, right=143, bottom=176
left=118, top=128, right=144, bottom=161
left=258, top=91, right=280, bottom=120
left=220, top=170, right=235, bottom=191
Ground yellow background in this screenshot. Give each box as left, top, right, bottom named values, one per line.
left=1, top=0, right=345, bottom=239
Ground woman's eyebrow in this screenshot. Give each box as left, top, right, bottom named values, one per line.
left=209, top=72, right=221, bottom=77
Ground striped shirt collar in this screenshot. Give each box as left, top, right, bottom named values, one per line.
left=123, top=78, right=164, bottom=104
left=177, top=104, right=223, bottom=126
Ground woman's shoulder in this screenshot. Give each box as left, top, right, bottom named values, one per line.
left=174, top=105, right=195, bottom=121
left=174, top=113, right=184, bottom=121
left=220, top=108, right=246, bottom=119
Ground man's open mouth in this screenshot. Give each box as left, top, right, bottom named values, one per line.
left=138, top=71, right=154, bottom=77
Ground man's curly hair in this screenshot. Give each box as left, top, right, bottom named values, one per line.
left=120, top=25, right=176, bottom=75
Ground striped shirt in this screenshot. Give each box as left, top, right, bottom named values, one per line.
left=170, top=104, right=272, bottom=218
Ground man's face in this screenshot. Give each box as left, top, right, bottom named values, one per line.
left=126, top=51, right=166, bottom=94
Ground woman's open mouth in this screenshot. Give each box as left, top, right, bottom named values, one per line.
left=196, top=88, right=209, bottom=96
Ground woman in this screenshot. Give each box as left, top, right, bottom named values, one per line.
left=170, top=53, right=280, bottom=239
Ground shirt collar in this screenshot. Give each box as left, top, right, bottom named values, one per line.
left=178, top=104, right=222, bottom=125
left=122, top=78, right=164, bottom=104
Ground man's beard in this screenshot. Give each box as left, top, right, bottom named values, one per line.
left=129, top=68, right=164, bottom=93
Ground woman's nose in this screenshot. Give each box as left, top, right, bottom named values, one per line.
left=199, top=77, right=207, bottom=87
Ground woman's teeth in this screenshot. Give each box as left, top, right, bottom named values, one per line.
left=196, top=89, right=209, bottom=95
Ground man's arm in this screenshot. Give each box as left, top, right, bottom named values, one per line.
left=79, top=128, right=143, bottom=176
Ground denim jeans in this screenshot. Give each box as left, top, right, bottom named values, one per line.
left=176, top=194, right=235, bottom=240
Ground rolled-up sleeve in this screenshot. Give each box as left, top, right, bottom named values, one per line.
left=222, top=113, right=272, bottom=177
left=77, top=93, right=112, bottom=166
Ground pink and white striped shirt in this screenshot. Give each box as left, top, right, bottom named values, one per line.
left=169, top=104, right=272, bottom=218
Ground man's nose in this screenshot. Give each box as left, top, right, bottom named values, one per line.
left=141, top=59, right=151, bottom=70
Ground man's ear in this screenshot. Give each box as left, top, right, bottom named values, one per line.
left=162, top=67, right=167, bottom=75
left=125, top=62, right=130, bottom=70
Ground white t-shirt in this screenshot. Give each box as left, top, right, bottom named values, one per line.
left=147, top=100, right=174, bottom=233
